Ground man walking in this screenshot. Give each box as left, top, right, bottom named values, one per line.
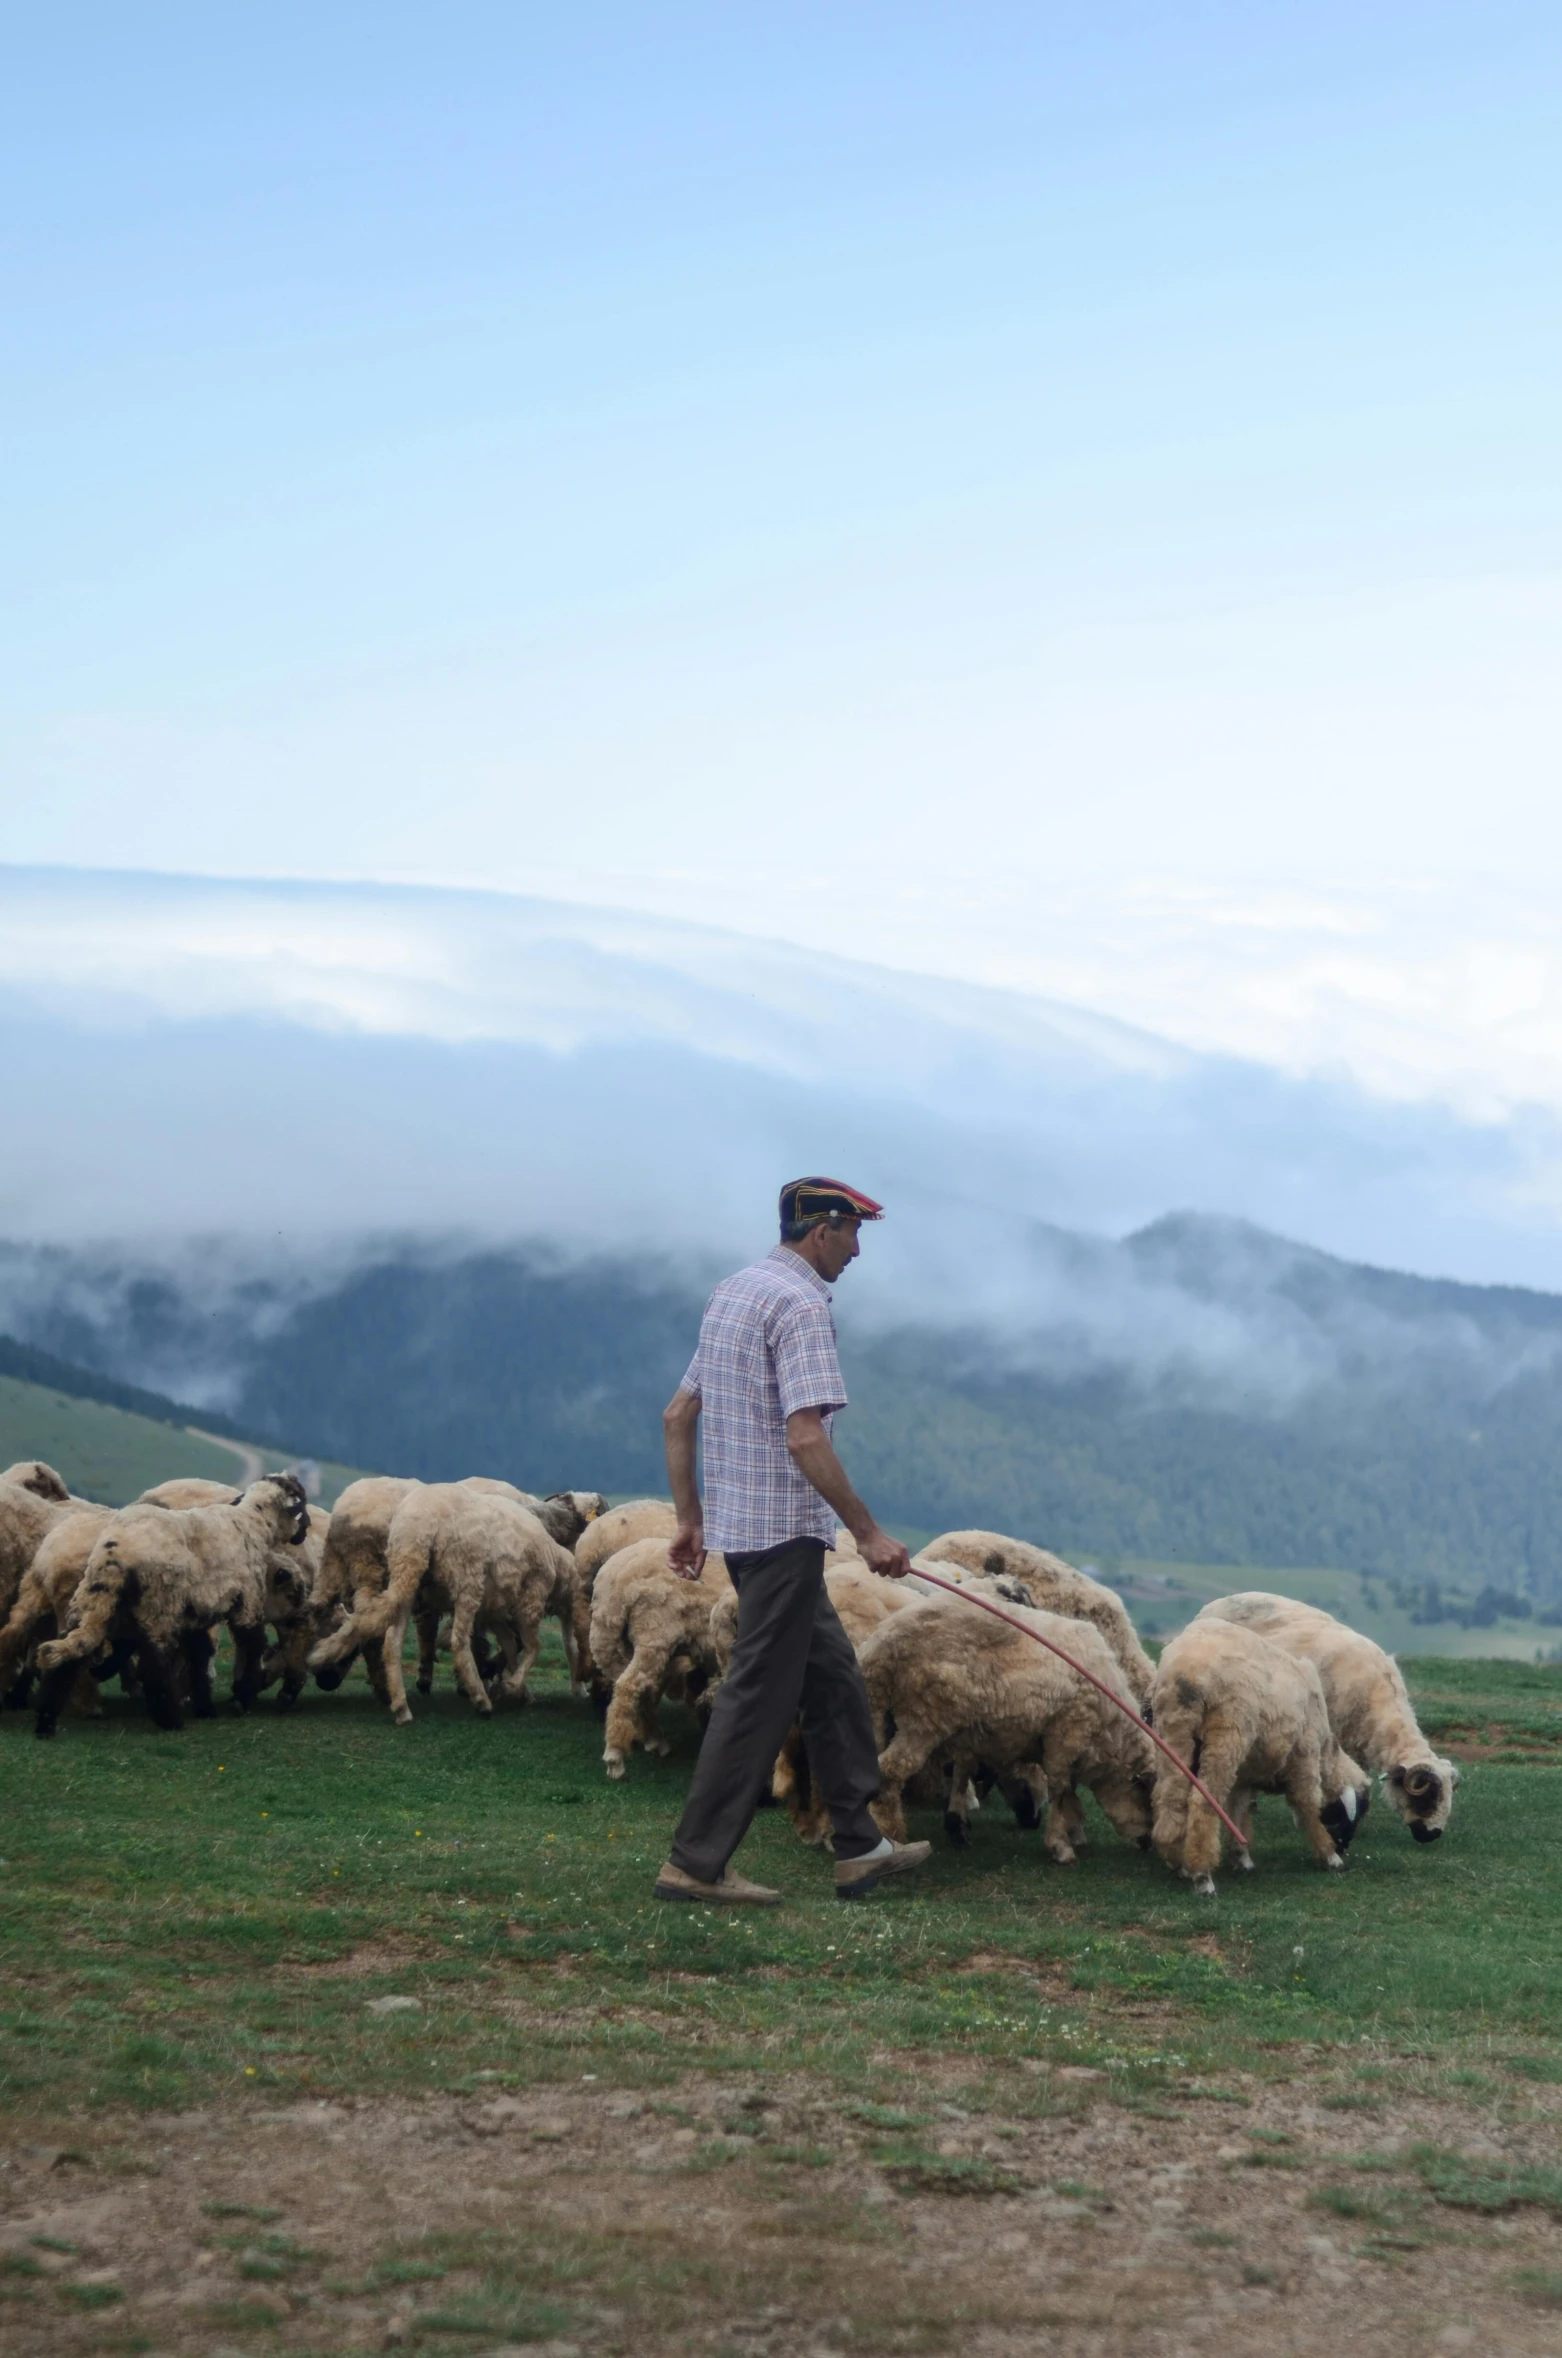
left=655, top=1177, right=932, bottom=1905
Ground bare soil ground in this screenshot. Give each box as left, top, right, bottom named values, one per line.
left=4, top=2049, right=1559, bottom=2357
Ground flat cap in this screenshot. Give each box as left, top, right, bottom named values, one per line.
left=778, top=1176, right=885, bottom=1230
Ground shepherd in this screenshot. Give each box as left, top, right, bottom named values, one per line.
left=654, top=1178, right=933, bottom=1906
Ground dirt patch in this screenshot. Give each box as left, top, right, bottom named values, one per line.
left=2, top=2062, right=1559, bottom=2356
left=288, top=1940, right=442, bottom=1980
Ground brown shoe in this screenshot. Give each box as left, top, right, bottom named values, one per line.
left=835, top=1838, right=932, bottom=1899
left=653, top=1861, right=782, bottom=1906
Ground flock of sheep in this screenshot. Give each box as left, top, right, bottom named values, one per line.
left=0, top=1460, right=1458, bottom=1894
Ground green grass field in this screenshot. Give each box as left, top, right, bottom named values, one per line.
left=0, top=1373, right=367, bottom=1508
left=2, top=1642, right=1560, bottom=2355
left=3, top=1644, right=1559, bottom=2113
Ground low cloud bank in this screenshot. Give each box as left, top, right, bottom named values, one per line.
left=5, top=865, right=1562, bottom=1417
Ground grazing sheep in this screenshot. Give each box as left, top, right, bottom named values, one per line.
left=0, top=1504, right=115, bottom=1711
left=33, top=1474, right=311, bottom=1734
left=1149, top=1618, right=1371, bottom=1895
left=307, top=1474, right=576, bottom=1688
left=571, top=1500, right=680, bottom=1690
left=364, top=1484, right=580, bottom=1725
left=588, top=1538, right=732, bottom=1778
left=1195, top=1593, right=1459, bottom=1842
left=0, top=1465, right=99, bottom=1634
left=857, top=1591, right=1157, bottom=1858
left=914, top=1530, right=1155, bottom=1704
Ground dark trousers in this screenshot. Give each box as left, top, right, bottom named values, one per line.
left=669, top=1537, right=883, bottom=1883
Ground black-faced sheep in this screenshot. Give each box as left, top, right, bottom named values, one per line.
left=33, top=1474, right=310, bottom=1734
left=365, top=1484, right=580, bottom=1725
left=856, top=1591, right=1157, bottom=1858
left=914, top=1530, right=1155, bottom=1704
left=1149, top=1618, right=1371, bottom=1895
left=1195, top=1592, right=1459, bottom=1843
left=588, top=1537, right=732, bottom=1779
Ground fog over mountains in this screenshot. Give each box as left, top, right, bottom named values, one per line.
left=7, top=865, right=1562, bottom=1591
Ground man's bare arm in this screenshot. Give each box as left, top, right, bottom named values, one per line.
left=784, top=1408, right=911, bottom=1578
left=662, top=1388, right=707, bottom=1578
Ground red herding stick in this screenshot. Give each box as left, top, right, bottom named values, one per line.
left=906, top=1565, right=1249, bottom=1851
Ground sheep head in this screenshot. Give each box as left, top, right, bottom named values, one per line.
left=1320, top=1751, right=1372, bottom=1852
left=1383, top=1755, right=1459, bottom=1842
left=241, top=1472, right=311, bottom=1548
left=544, top=1490, right=611, bottom=1544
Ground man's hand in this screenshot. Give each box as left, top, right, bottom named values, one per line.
left=669, top=1521, right=707, bottom=1581
left=856, top=1522, right=912, bottom=1581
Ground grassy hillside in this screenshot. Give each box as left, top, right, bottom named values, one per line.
left=0, top=1373, right=367, bottom=1507
left=1102, top=1555, right=1561, bottom=1663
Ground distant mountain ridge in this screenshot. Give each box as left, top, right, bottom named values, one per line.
left=4, top=1216, right=1562, bottom=1596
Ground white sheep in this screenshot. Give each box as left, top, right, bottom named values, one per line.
left=588, top=1537, right=732, bottom=1779
left=370, top=1484, right=579, bottom=1725
left=34, top=1475, right=311, bottom=1734
left=1196, top=1593, right=1458, bottom=1841
left=913, top=1530, right=1155, bottom=1704
left=1150, top=1617, right=1371, bottom=1895
left=857, top=1589, right=1157, bottom=1858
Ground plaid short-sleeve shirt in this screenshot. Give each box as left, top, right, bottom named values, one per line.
left=678, top=1245, right=847, bottom=1553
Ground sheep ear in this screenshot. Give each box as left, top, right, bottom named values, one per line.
left=1447, top=1761, right=1463, bottom=1787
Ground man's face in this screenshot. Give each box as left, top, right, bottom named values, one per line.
left=811, top=1217, right=862, bottom=1282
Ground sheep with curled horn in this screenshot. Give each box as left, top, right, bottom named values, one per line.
left=33, top=1473, right=310, bottom=1734
left=1195, top=1593, right=1459, bottom=1844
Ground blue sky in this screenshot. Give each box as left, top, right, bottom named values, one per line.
left=4, top=6, right=1562, bottom=1146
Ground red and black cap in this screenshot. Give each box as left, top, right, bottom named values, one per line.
left=779, top=1176, right=885, bottom=1234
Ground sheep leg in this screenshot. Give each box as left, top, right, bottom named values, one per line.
left=447, top=1597, right=494, bottom=1716
left=636, top=1676, right=671, bottom=1754
left=181, top=1628, right=218, bottom=1718
left=1179, top=1723, right=1246, bottom=1894
left=602, top=1644, right=671, bottom=1778
left=270, top=1617, right=314, bottom=1706
left=33, top=1657, right=80, bottom=1738
left=1229, top=1787, right=1258, bottom=1871
left=875, top=1726, right=940, bottom=1845
left=415, top=1607, right=440, bottom=1695
left=501, top=1614, right=543, bottom=1706
left=943, top=1751, right=980, bottom=1848
left=229, top=1621, right=267, bottom=1713
left=998, top=1762, right=1049, bottom=1833
left=1283, top=1744, right=1345, bottom=1871
left=378, top=1604, right=416, bottom=1725
left=776, top=1726, right=832, bottom=1846
left=137, top=1641, right=186, bottom=1732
